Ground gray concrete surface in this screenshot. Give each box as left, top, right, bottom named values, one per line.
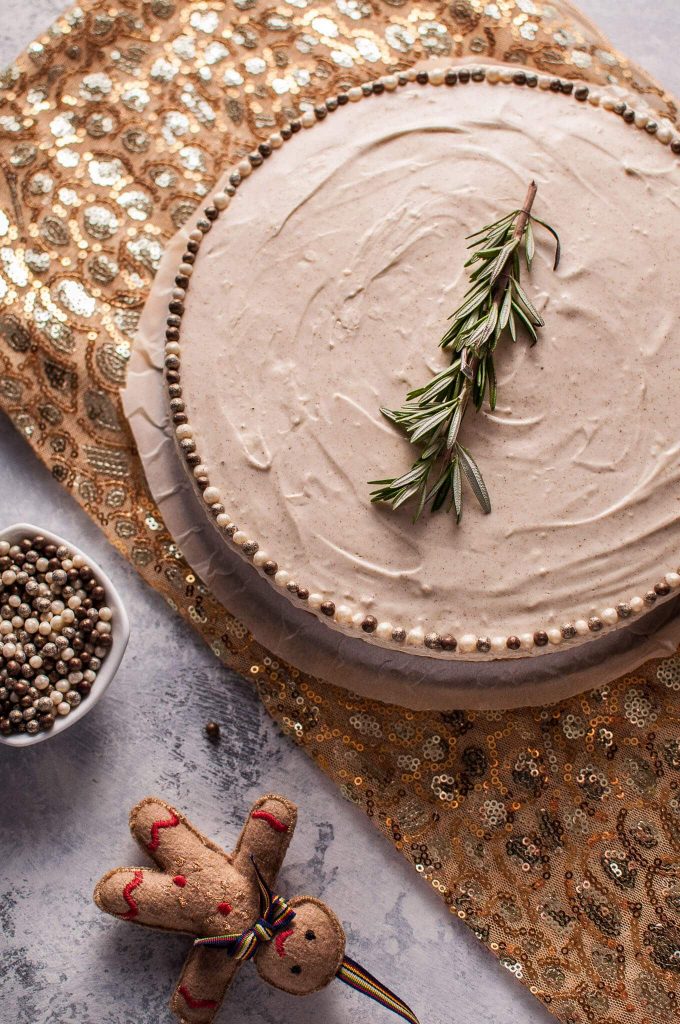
left=1, top=3, right=678, bottom=1023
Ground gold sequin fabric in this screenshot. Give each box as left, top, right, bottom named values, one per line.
left=1, top=2, right=680, bottom=1021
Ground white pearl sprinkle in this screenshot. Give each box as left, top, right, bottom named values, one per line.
left=634, top=111, right=649, bottom=129
left=547, top=628, right=562, bottom=646
left=193, top=464, right=209, bottom=478
left=253, top=551, right=270, bottom=568
left=656, top=126, right=673, bottom=145
left=458, top=634, right=477, bottom=654
left=406, top=626, right=425, bottom=647
left=213, top=192, right=230, bottom=210
left=574, top=619, right=590, bottom=636
left=500, top=68, right=514, bottom=84
left=188, top=229, right=203, bottom=243
left=538, top=76, right=551, bottom=90
left=179, top=262, right=194, bottom=277
left=630, top=596, right=645, bottom=613
left=176, top=424, right=193, bottom=440
left=429, top=68, right=445, bottom=86
left=665, top=572, right=680, bottom=588
left=405, top=68, right=417, bottom=82
left=232, top=531, right=248, bottom=546
left=490, top=636, right=506, bottom=654
left=382, top=75, right=397, bottom=92
left=202, top=486, right=220, bottom=505
left=165, top=341, right=181, bottom=356
left=376, top=621, right=393, bottom=640
left=238, top=159, right=253, bottom=177
left=588, top=91, right=601, bottom=106
left=308, top=593, right=324, bottom=610
left=601, top=607, right=619, bottom=626
left=269, top=132, right=283, bottom=149
left=301, top=110, right=316, bottom=126
left=348, top=87, right=363, bottom=102
left=602, top=95, right=616, bottom=111
left=352, top=612, right=365, bottom=628
left=335, top=605, right=353, bottom=625
left=486, top=68, right=500, bottom=84
left=216, top=513, right=230, bottom=528
left=519, top=634, right=534, bottom=650
left=274, top=569, right=290, bottom=587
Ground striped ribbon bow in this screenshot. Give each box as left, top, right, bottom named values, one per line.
left=193, top=857, right=296, bottom=962
left=193, top=858, right=420, bottom=1024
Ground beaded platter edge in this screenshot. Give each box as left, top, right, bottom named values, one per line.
left=162, top=63, right=680, bottom=661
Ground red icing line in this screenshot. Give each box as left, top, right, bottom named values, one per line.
left=216, top=901, right=233, bottom=916
left=120, top=870, right=143, bottom=920
left=251, top=809, right=287, bottom=832
left=275, top=928, right=294, bottom=958
left=173, top=875, right=187, bottom=887
left=147, top=811, right=180, bottom=851
left=178, top=985, right=218, bottom=1010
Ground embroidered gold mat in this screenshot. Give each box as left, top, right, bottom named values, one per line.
left=1, top=2, right=680, bottom=1021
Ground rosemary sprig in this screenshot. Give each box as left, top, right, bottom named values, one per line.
left=369, top=181, right=560, bottom=524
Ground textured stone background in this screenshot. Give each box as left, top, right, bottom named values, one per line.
left=0, top=3, right=678, bottom=1024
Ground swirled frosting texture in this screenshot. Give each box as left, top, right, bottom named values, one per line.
left=180, top=82, right=680, bottom=640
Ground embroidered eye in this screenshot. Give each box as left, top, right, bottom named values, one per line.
left=290, top=964, right=302, bottom=975
left=305, top=929, right=316, bottom=941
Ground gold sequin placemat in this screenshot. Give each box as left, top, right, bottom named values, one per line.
left=1, top=2, right=680, bottom=1021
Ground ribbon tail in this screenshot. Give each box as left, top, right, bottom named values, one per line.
left=336, top=955, right=421, bottom=1024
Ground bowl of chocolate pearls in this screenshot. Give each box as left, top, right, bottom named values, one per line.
left=0, top=523, right=129, bottom=748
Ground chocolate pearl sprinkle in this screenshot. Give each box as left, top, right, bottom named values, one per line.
left=506, top=636, right=521, bottom=651
left=534, top=630, right=549, bottom=647
left=0, top=535, right=112, bottom=737
left=362, top=615, right=378, bottom=633
left=440, top=634, right=457, bottom=651
left=320, top=601, right=335, bottom=617
left=263, top=560, right=278, bottom=576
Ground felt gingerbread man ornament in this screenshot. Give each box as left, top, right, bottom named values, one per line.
left=94, top=795, right=420, bottom=1024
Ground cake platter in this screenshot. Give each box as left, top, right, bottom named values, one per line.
left=125, top=61, right=680, bottom=710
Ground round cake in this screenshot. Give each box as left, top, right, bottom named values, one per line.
left=164, top=65, right=680, bottom=661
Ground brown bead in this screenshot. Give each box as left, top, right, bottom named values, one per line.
left=445, top=70, right=457, bottom=86
left=506, top=636, right=521, bottom=651
left=258, top=142, right=272, bottom=157
left=671, top=138, right=680, bottom=155
left=654, top=581, right=671, bottom=597
left=440, top=634, right=457, bottom=651
left=205, top=721, right=220, bottom=741
left=263, top=560, right=278, bottom=576
left=616, top=602, right=632, bottom=618
left=623, top=109, right=636, bottom=124
left=391, top=628, right=406, bottom=643
left=458, top=69, right=470, bottom=83
left=561, top=624, right=576, bottom=640
left=533, top=630, right=549, bottom=647
left=588, top=617, right=603, bottom=632
left=574, top=86, right=589, bottom=101
left=361, top=616, right=378, bottom=633
left=320, top=601, right=335, bottom=617
left=476, top=637, right=491, bottom=653
left=424, top=633, right=442, bottom=650
left=296, top=588, right=309, bottom=601
left=513, top=71, right=527, bottom=85
left=644, top=591, right=657, bottom=604
left=416, top=71, right=429, bottom=85
left=337, top=93, right=349, bottom=105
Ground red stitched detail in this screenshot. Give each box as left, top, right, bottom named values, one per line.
left=173, top=875, right=187, bottom=887
left=275, top=928, right=294, bottom=958
left=178, top=986, right=218, bottom=1010
left=216, top=901, right=233, bottom=916
left=147, top=811, right=180, bottom=851
left=120, top=870, right=143, bottom=920
left=251, top=809, right=287, bottom=832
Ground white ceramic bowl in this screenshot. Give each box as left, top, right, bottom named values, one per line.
left=0, top=522, right=130, bottom=748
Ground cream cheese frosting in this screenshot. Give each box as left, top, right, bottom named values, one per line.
left=168, top=68, right=680, bottom=657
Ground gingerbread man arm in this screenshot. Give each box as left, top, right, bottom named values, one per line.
left=128, top=797, right=226, bottom=872
left=233, top=794, right=298, bottom=882
left=171, top=947, right=239, bottom=1024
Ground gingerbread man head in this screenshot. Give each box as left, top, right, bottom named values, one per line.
left=94, top=795, right=419, bottom=1024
